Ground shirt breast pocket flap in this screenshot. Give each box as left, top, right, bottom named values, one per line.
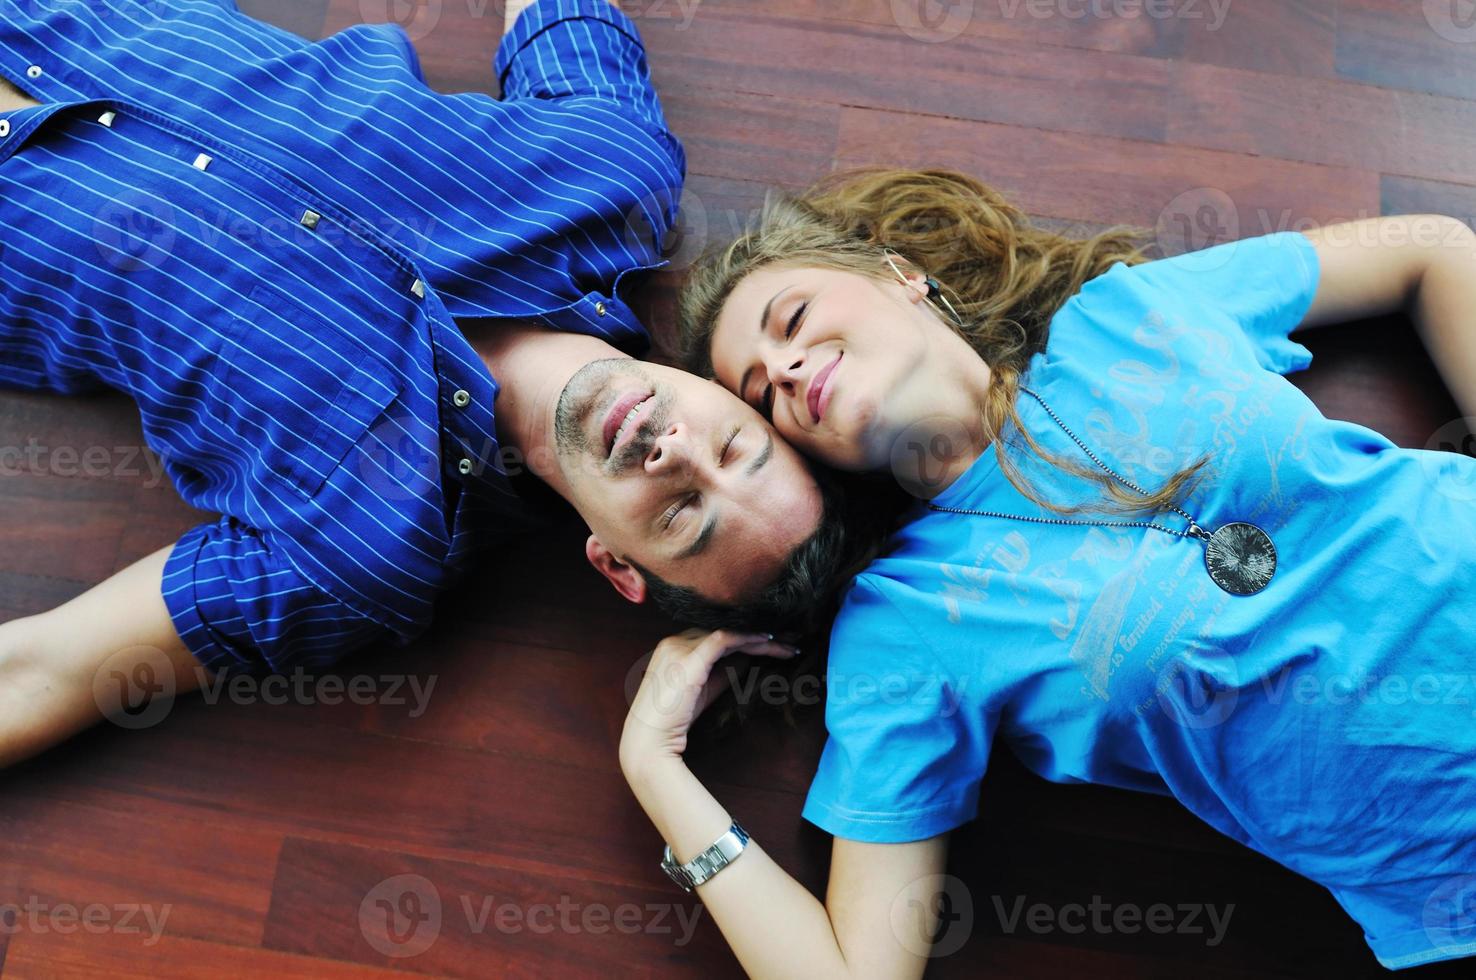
left=217, top=290, right=402, bottom=502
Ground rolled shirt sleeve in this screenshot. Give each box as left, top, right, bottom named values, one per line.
left=494, top=0, right=681, bottom=162
left=161, top=516, right=395, bottom=677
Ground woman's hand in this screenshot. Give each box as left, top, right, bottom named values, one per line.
left=615, top=628, right=946, bottom=980
left=619, top=628, right=797, bottom=773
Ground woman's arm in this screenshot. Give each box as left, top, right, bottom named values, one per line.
left=621, top=630, right=952, bottom=980
left=1299, top=214, right=1476, bottom=417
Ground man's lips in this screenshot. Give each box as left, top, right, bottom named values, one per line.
left=807, top=353, right=841, bottom=424
left=603, top=390, right=654, bottom=458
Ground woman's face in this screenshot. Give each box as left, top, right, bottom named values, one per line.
left=708, top=260, right=946, bottom=471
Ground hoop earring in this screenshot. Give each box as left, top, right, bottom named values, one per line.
left=881, top=247, right=963, bottom=326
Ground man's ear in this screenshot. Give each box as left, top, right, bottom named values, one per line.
left=585, top=534, right=648, bottom=604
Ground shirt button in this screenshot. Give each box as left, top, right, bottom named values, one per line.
left=0, top=120, right=9, bottom=139
left=457, top=458, right=474, bottom=475
left=452, top=389, right=471, bottom=408
left=25, top=65, right=41, bottom=80
left=410, top=278, right=426, bottom=300
left=594, top=301, right=607, bottom=317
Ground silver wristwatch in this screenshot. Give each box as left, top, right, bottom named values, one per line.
left=660, top=820, right=751, bottom=892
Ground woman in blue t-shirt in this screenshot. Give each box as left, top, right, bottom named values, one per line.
left=618, top=167, right=1476, bottom=974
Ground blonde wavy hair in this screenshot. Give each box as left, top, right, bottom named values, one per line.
left=679, top=167, right=1213, bottom=518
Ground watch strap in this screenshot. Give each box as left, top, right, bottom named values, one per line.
left=661, top=820, right=750, bottom=892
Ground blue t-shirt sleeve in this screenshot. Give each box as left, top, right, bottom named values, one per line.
left=1129, top=231, right=1322, bottom=376
left=801, top=575, right=996, bottom=843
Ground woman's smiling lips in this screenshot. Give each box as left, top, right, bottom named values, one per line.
left=602, top=389, right=653, bottom=458
left=807, top=353, right=841, bottom=423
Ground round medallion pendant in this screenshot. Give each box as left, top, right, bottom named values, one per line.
left=1203, top=522, right=1277, bottom=596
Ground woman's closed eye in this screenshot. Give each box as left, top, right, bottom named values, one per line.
left=755, top=300, right=807, bottom=419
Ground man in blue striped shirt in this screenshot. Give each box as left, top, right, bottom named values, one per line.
left=0, top=0, right=825, bottom=765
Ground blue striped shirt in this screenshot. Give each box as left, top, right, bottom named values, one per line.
left=0, top=0, right=685, bottom=675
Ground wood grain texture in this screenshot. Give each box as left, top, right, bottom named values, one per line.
left=1337, top=0, right=1476, bottom=101
left=2, top=0, right=1473, bottom=977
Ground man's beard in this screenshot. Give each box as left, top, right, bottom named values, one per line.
left=554, top=358, right=673, bottom=475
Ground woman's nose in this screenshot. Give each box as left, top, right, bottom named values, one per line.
left=765, top=350, right=806, bottom=396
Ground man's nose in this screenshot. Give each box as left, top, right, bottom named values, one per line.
left=645, top=422, right=696, bottom=476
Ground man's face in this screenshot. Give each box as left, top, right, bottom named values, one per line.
left=554, top=359, right=823, bottom=604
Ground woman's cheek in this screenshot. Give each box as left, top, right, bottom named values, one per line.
left=853, top=396, right=898, bottom=472
left=777, top=414, right=809, bottom=453
left=816, top=419, right=875, bottom=472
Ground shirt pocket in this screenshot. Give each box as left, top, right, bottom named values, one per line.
left=213, top=284, right=402, bottom=502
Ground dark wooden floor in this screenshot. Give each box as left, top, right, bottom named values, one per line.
left=2, top=0, right=1474, bottom=976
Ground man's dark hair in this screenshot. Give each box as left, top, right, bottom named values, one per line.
left=635, top=468, right=908, bottom=636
